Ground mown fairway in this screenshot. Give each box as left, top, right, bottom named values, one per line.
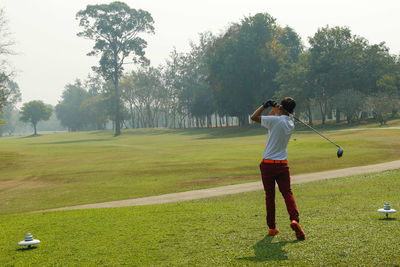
left=0, top=120, right=400, bottom=214
left=1, top=169, right=399, bottom=265
left=1, top=123, right=400, bottom=214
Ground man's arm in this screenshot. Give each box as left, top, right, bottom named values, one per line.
left=250, top=105, right=265, bottom=123
left=251, top=105, right=279, bottom=123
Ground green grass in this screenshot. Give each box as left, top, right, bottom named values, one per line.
left=1, top=126, right=400, bottom=214
left=1, top=169, right=399, bottom=266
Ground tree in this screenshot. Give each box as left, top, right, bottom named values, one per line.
left=82, top=74, right=109, bottom=129
left=308, top=26, right=355, bottom=124
left=332, top=89, right=365, bottom=124
left=0, top=9, right=13, bottom=59
left=20, top=101, right=52, bottom=135
left=76, top=1, right=155, bottom=136
left=207, top=13, right=302, bottom=125
left=0, top=8, right=15, bottom=115
left=80, top=94, right=109, bottom=130
left=164, top=49, right=186, bottom=128
left=0, top=105, right=19, bottom=136
left=275, top=52, right=315, bottom=124
left=367, top=93, right=394, bottom=125
left=0, top=73, right=8, bottom=116
left=376, top=74, right=399, bottom=118
left=0, top=79, right=21, bottom=135
left=184, top=32, right=216, bottom=128
left=55, top=81, right=89, bottom=131
left=121, top=67, right=163, bottom=128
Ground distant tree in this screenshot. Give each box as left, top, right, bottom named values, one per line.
left=55, top=81, right=89, bottom=131
left=275, top=52, right=315, bottom=124
left=164, top=49, right=186, bottom=128
left=308, top=26, right=356, bottom=124
left=277, top=26, right=303, bottom=63
left=359, top=43, right=397, bottom=95
left=367, top=93, right=394, bottom=125
left=185, top=32, right=216, bottom=128
left=3, top=79, right=21, bottom=104
left=84, top=73, right=104, bottom=96
left=80, top=94, right=109, bottom=130
left=0, top=73, right=8, bottom=115
left=0, top=105, right=17, bottom=136
left=121, top=67, right=163, bottom=128
left=0, top=8, right=16, bottom=115
left=332, top=89, right=365, bottom=124
left=377, top=74, right=398, bottom=95
left=82, top=74, right=109, bottom=129
left=20, top=100, right=52, bottom=135
left=0, top=8, right=14, bottom=59
left=376, top=74, right=399, bottom=118
left=76, top=1, right=155, bottom=136
left=0, top=79, right=21, bottom=135
left=36, top=111, right=63, bottom=132
left=207, top=13, right=302, bottom=125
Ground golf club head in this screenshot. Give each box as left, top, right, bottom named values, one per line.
left=337, top=147, right=344, bottom=158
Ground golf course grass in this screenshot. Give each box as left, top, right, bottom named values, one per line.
left=1, top=169, right=399, bottom=266
left=1, top=124, right=400, bottom=214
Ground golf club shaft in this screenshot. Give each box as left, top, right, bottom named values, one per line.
left=279, top=106, right=341, bottom=148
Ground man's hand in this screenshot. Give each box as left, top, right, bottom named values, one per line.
left=263, top=100, right=277, bottom=108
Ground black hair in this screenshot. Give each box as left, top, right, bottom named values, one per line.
left=281, top=97, right=296, bottom=114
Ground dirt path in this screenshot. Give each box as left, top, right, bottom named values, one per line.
left=38, top=160, right=400, bottom=213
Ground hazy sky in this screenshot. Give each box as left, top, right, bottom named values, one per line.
left=1, top=0, right=399, bottom=106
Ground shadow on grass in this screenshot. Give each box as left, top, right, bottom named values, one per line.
left=16, top=246, right=38, bottom=251
left=378, top=217, right=397, bottom=221
left=20, top=134, right=41, bottom=138
left=237, top=235, right=300, bottom=262
left=39, top=139, right=111, bottom=145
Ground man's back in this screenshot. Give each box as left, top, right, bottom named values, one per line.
left=261, top=115, right=294, bottom=160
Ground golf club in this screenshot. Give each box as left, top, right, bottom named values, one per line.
left=279, top=106, right=344, bottom=158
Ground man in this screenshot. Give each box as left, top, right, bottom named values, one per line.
left=250, top=97, right=305, bottom=240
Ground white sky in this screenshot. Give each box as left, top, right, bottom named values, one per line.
left=1, top=0, right=399, bottom=106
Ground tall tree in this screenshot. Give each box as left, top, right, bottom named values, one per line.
left=164, top=49, right=186, bottom=128
left=121, top=67, right=163, bottom=128
left=82, top=73, right=109, bottom=129
left=0, top=79, right=21, bottom=135
left=76, top=1, right=154, bottom=136
left=275, top=52, right=315, bottom=124
left=20, top=100, right=52, bottom=135
left=332, top=89, right=365, bottom=124
left=0, top=8, right=15, bottom=115
left=376, top=74, right=399, bottom=118
left=207, top=13, right=302, bottom=125
left=184, top=32, right=216, bottom=127
left=55, top=81, right=89, bottom=131
left=0, top=73, right=8, bottom=115
left=308, top=26, right=354, bottom=124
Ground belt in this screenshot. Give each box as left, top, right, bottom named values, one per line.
left=262, top=159, right=287, bottom=164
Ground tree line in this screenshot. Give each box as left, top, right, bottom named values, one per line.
left=55, top=9, right=398, bottom=134
left=1, top=3, right=399, bottom=136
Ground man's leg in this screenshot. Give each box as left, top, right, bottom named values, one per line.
left=260, top=163, right=277, bottom=229
left=275, top=165, right=299, bottom=223
left=276, top=165, right=305, bottom=240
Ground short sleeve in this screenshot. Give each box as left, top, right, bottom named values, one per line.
left=261, top=116, right=278, bottom=129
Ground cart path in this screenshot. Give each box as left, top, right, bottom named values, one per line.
left=37, top=160, right=400, bottom=213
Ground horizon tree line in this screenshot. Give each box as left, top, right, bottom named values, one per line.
left=1, top=3, right=399, bottom=136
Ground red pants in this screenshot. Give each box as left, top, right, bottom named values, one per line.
left=260, top=162, right=299, bottom=229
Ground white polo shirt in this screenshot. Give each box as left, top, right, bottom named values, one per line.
left=261, top=115, right=295, bottom=160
